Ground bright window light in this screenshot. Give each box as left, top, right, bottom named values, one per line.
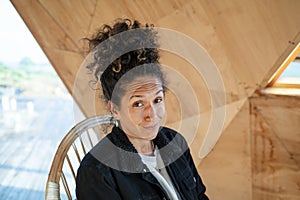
left=262, top=39, right=300, bottom=96
left=273, top=56, right=300, bottom=88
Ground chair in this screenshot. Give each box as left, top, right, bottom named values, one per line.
left=45, top=114, right=114, bottom=200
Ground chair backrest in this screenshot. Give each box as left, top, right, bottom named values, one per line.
left=45, top=114, right=114, bottom=200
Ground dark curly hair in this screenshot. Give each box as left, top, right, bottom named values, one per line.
left=85, top=18, right=165, bottom=107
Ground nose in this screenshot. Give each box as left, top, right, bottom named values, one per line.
left=144, top=103, right=155, bottom=121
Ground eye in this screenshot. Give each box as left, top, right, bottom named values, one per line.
left=154, top=97, right=163, bottom=104
left=133, top=101, right=144, bottom=107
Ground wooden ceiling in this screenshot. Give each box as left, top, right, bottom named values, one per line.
left=10, top=0, right=300, bottom=199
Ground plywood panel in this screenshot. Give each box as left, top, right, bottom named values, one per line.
left=250, top=95, right=300, bottom=165
left=200, top=0, right=300, bottom=96
left=199, top=102, right=252, bottom=200
left=88, top=0, right=193, bottom=35
left=39, top=0, right=96, bottom=45
left=156, top=0, right=248, bottom=105
left=250, top=95, right=300, bottom=199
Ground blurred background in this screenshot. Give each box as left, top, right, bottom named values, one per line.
left=0, top=1, right=79, bottom=199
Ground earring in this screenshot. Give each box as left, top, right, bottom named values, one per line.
left=112, top=62, right=121, bottom=73
left=115, top=120, right=119, bottom=127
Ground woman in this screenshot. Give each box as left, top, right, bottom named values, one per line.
left=76, top=18, right=209, bottom=200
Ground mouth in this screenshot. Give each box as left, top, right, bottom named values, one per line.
left=143, top=123, right=159, bottom=130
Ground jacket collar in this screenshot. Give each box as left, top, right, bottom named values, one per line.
left=110, top=126, right=185, bottom=169
left=91, top=126, right=185, bottom=173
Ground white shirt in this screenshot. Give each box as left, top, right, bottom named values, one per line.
left=139, top=147, right=180, bottom=200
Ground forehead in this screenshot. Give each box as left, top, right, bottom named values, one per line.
left=125, top=76, right=163, bottom=95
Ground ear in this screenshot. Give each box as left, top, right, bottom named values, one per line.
left=107, top=101, right=120, bottom=120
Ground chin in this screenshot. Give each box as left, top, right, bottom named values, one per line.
left=143, top=128, right=159, bottom=140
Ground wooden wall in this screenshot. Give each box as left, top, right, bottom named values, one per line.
left=10, top=0, right=300, bottom=199
left=250, top=94, right=300, bottom=199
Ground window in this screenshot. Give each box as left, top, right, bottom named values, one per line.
left=272, top=55, right=300, bottom=88
left=262, top=37, right=300, bottom=95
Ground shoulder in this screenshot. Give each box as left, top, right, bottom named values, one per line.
left=78, top=133, right=117, bottom=171
left=78, top=152, right=109, bottom=174
left=160, top=126, right=178, bottom=136
left=159, top=126, right=187, bottom=142
left=79, top=151, right=98, bottom=167
left=77, top=148, right=118, bottom=187
left=76, top=152, right=119, bottom=196
left=155, top=126, right=188, bottom=150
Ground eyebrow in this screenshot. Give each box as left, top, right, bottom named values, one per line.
left=129, top=89, right=164, bottom=100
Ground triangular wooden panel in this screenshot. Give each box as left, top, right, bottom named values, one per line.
left=250, top=98, right=300, bottom=199
left=199, top=102, right=252, bottom=200
left=250, top=95, right=300, bottom=167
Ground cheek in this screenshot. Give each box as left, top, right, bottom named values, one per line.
left=128, top=108, right=144, bottom=123
left=157, top=104, right=166, bottom=117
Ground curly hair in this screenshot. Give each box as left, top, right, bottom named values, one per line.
left=85, top=18, right=165, bottom=107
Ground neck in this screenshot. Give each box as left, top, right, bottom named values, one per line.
left=128, top=137, right=154, bottom=156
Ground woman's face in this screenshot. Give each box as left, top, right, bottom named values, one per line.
left=113, top=76, right=165, bottom=141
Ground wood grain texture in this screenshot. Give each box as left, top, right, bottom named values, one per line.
left=199, top=0, right=300, bottom=96
left=199, top=102, right=252, bottom=200
left=250, top=95, right=300, bottom=199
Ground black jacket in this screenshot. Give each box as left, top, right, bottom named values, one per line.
left=76, top=126, right=209, bottom=200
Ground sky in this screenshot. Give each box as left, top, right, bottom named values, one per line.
left=0, top=0, right=49, bottom=66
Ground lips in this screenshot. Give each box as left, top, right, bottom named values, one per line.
left=143, top=123, right=159, bottom=130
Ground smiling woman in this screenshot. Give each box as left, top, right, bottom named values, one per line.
left=114, top=76, right=165, bottom=155
left=75, top=18, right=209, bottom=200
